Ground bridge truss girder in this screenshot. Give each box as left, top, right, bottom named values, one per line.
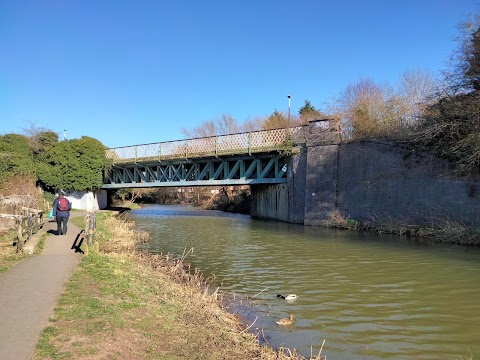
left=102, top=154, right=288, bottom=189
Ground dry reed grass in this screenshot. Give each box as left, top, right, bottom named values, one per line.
left=0, top=175, right=45, bottom=213
left=325, top=209, right=480, bottom=246
left=0, top=175, right=47, bottom=232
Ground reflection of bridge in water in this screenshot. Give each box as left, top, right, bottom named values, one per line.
left=103, top=127, right=304, bottom=189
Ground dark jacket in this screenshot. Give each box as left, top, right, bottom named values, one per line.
left=52, top=197, right=72, bottom=218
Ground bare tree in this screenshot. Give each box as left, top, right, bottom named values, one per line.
left=443, top=15, right=480, bottom=93
left=241, top=116, right=264, bottom=132
left=331, top=75, right=437, bottom=139
left=21, top=122, right=59, bottom=155
left=413, top=17, right=480, bottom=175
left=397, top=68, right=438, bottom=126
left=181, top=114, right=241, bottom=138
left=332, top=78, right=395, bottom=138
left=181, top=120, right=216, bottom=138
left=217, top=114, right=240, bottom=134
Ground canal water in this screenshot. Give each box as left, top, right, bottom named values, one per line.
left=131, top=205, right=480, bottom=360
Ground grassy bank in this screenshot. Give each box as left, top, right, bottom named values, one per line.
left=34, top=212, right=323, bottom=360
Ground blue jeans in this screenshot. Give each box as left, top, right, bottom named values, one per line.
left=56, top=216, right=69, bottom=235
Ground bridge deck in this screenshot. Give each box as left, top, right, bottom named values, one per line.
left=106, top=127, right=302, bottom=165
left=103, top=127, right=304, bottom=188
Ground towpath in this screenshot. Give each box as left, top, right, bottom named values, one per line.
left=0, top=213, right=84, bottom=360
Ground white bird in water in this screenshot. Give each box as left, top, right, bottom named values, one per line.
left=277, top=294, right=298, bottom=301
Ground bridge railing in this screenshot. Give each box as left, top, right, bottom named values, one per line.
left=106, top=127, right=304, bottom=164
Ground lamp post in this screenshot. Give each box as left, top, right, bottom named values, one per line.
left=63, top=129, right=67, bottom=141
left=287, top=95, right=291, bottom=128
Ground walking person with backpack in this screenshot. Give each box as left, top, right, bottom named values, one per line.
left=53, top=190, right=72, bottom=235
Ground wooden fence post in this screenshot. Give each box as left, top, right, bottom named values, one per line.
left=1, top=209, right=45, bottom=253
left=16, top=218, right=24, bottom=254
left=27, top=215, right=33, bottom=242
left=84, top=212, right=96, bottom=246
left=92, top=213, right=96, bottom=244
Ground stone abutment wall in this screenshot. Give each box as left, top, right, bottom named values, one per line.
left=251, top=121, right=479, bottom=228
left=331, top=141, right=479, bottom=226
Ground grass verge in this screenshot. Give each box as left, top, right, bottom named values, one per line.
left=0, top=230, right=27, bottom=274
left=34, top=212, right=324, bottom=360
left=0, top=227, right=47, bottom=273
left=34, top=233, right=47, bottom=255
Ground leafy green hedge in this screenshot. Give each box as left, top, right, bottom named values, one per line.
left=0, top=132, right=111, bottom=191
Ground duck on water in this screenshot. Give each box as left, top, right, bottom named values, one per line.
left=276, top=314, right=295, bottom=326
left=277, top=294, right=298, bottom=301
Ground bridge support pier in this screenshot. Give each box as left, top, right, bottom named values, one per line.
left=250, top=144, right=339, bottom=225
left=250, top=119, right=340, bottom=225
left=250, top=145, right=310, bottom=224
left=250, top=183, right=289, bottom=222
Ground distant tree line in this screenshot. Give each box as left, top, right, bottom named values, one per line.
left=180, top=101, right=325, bottom=138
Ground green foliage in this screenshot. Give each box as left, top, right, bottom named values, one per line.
left=278, top=133, right=295, bottom=160
left=298, top=100, right=325, bottom=125
left=38, top=136, right=111, bottom=192
left=0, top=133, right=32, bottom=157
left=0, top=128, right=110, bottom=192
left=32, top=131, right=59, bottom=159
left=42, top=190, right=56, bottom=204
left=0, top=134, right=36, bottom=185
left=298, top=100, right=317, bottom=114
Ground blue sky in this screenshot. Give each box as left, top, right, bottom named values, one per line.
left=1, top=1, right=478, bottom=148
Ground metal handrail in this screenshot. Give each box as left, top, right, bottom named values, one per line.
left=106, top=127, right=303, bottom=164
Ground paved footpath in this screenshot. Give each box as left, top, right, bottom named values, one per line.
left=0, top=213, right=84, bottom=360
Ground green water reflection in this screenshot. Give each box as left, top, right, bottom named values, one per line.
left=132, top=205, right=480, bottom=360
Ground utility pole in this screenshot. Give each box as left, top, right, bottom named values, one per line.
left=287, top=95, right=291, bottom=127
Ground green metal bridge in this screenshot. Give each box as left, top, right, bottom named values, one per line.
left=102, top=127, right=304, bottom=189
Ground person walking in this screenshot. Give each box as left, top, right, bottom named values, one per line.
left=52, top=190, right=72, bottom=235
